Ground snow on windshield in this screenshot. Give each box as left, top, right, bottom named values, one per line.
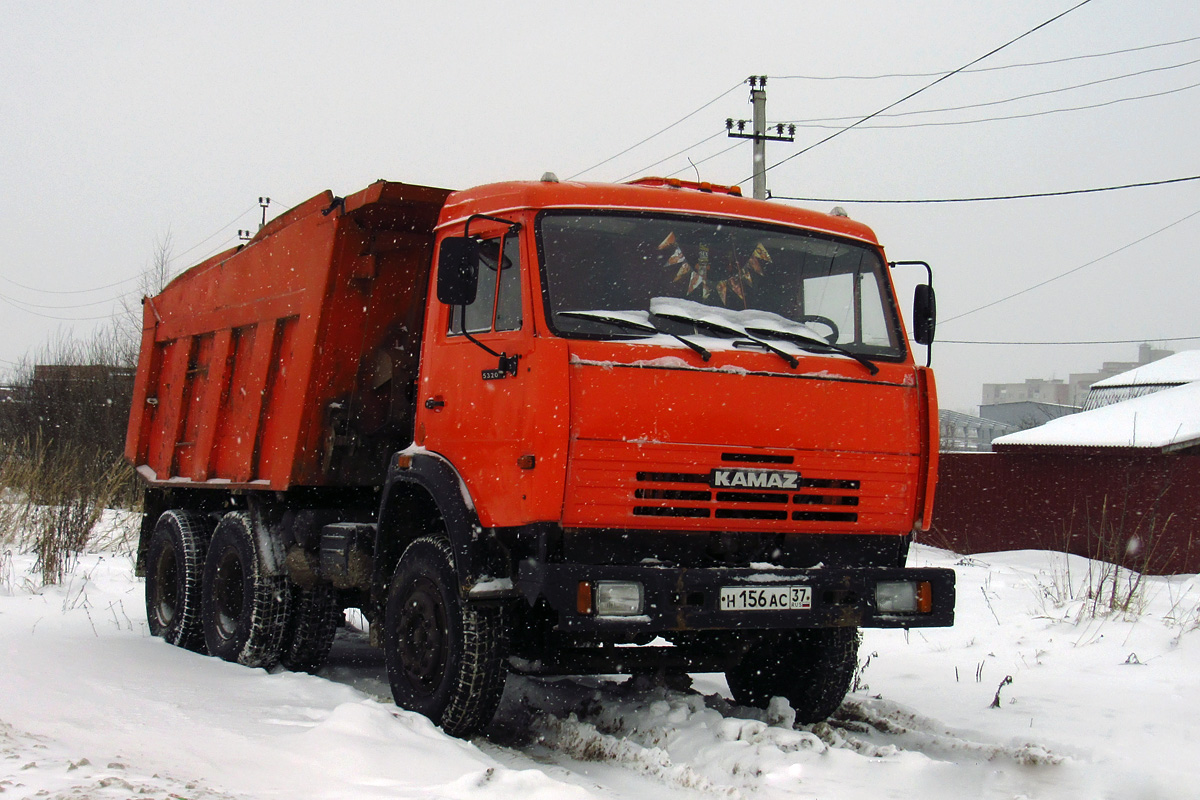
left=649, top=297, right=828, bottom=343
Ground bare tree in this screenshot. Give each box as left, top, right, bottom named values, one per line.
left=116, top=229, right=176, bottom=366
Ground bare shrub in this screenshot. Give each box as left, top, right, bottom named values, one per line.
left=1034, top=482, right=1177, bottom=622
left=1080, top=491, right=1174, bottom=618
left=0, top=547, right=12, bottom=594
left=0, top=436, right=134, bottom=585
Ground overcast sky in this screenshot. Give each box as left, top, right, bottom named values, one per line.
left=3, top=0, right=1198, bottom=412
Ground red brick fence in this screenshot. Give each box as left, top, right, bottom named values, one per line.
left=927, top=450, right=1200, bottom=575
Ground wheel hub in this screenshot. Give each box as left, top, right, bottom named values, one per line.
left=397, top=578, right=448, bottom=693
left=212, top=548, right=245, bottom=641
left=153, top=544, right=179, bottom=625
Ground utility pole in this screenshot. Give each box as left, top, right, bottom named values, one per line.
left=258, top=197, right=271, bottom=230
left=726, top=76, right=795, bottom=200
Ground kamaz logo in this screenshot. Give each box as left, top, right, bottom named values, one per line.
left=710, top=469, right=800, bottom=489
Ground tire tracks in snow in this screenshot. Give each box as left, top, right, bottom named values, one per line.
left=323, top=629, right=1065, bottom=795
left=826, top=696, right=1064, bottom=766
left=484, top=676, right=1065, bottom=797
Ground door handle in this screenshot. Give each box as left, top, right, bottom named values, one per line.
left=424, top=396, right=445, bottom=411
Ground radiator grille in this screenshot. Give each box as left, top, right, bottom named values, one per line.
left=631, top=453, right=861, bottom=522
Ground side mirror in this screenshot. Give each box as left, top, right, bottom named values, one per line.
left=913, top=283, right=936, bottom=346
left=436, top=237, right=479, bottom=305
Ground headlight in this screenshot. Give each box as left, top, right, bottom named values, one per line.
left=876, top=580, right=933, bottom=614
left=595, top=581, right=645, bottom=616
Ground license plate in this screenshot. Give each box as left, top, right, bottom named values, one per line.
left=719, top=585, right=812, bottom=611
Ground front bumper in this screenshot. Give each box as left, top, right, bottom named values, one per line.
left=516, top=560, right=955, bottom=634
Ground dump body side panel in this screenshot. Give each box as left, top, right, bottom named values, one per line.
left=126, top=182, right=451, bottom=489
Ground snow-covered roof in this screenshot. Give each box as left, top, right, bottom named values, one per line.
left=994, top=379, right=1200, bottom=450
left=1091, top=350, right=1200, bottom=388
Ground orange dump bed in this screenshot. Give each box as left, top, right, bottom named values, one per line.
left=125, top=181, right=451, bottom=489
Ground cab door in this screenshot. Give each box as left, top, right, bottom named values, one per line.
left=417, top=225, right=534, bottom=526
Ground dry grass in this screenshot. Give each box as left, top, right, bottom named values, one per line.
left=0, top=436, right=136, bottom=585
left=1034, top=491, right=1178, bottom=622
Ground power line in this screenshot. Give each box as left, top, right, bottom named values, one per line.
left=783, top=56, right=1200, bottom=124
left=783, top=80, right=1200, bottom=131
left=0, top=293, right=127, bottom=322
left=942, top=205, right=1200, bottom=325
left=0, top=202, right=259, bottom=302
left=0, top=291, right=124, bottom=311
left=614, top=131, right=727, bottom=182
left=787, top=81, right=1200, bottom=130
left=771, top=174, right=1200, bottom=204
left=664, top=140, right=749, bottom=180
left=0, top=272, right=140, bottom=296
left=192, top=235, right=240, bottom=267
left=941, top=335, right=1200, bottom=345
left=166, top=202, right=258, bottom=266
left=771, top=34, right=1200, bottom=81
left=747, top=0, right=1097, bottom=185
left=0, top=231, right=241, bottom=324
left=569, top=81, right=746, bottom=180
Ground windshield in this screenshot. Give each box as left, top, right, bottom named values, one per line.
left=537, top=211, right=905, bottom=360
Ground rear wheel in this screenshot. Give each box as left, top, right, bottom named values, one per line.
left=383, top=536, right=508, bottom=737
left=145, top=510, right=211, bottom=651
left=280, top=584, right=342, bottom=673
left=201, top=512, right=291, bottom=668
left=726, top=627, right=860, bottom=724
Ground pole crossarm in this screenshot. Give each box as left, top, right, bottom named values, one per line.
left=725, top=121, right=796, bottom=143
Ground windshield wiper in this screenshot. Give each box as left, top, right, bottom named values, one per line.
left=745, top=326, right=880, bottom=375
left=650, top=310, right=798, bottom=369
left=557, top=311, right=711, bottom=361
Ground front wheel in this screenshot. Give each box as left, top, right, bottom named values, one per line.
left=726, top=627, right=860, bottom=724
left=383, top=536, right=508, bottom=737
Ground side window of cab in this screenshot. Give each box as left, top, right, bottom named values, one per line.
left=447, top=232, right=523, bottom=335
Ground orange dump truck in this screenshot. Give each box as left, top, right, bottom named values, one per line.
left=127, top=176, right=954, bottom=736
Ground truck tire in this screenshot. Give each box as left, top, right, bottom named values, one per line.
left=145, top=509, right=211, bottom=652
left=200, top=512, right=291, bottom=669
left=383, top=536, right=508, bottom=738
left=279, top=584, right=342, bottom=673
left=726, top=626, right=860, bottom=724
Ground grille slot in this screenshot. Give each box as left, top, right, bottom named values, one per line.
left=793, top=511, right=858, bottom=522
left=637, top=471, right=709, bottom=484
left=634, top=467, right=861, bottom=523
left=714, top=491, right=789, bottom=504
left=801, top=478, right=859, bottom=490
left=794, top=494, right=859, bottom=506
left=632, top=506, right=711, bottom=518
left=716, top=508, right=789, bottom=521
left=721, top=452, right=795, bottom=465
left=635, top=488, right=712, bottom=501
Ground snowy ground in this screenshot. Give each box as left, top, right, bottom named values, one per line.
left=2, top=513, right=1200, bottom=799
